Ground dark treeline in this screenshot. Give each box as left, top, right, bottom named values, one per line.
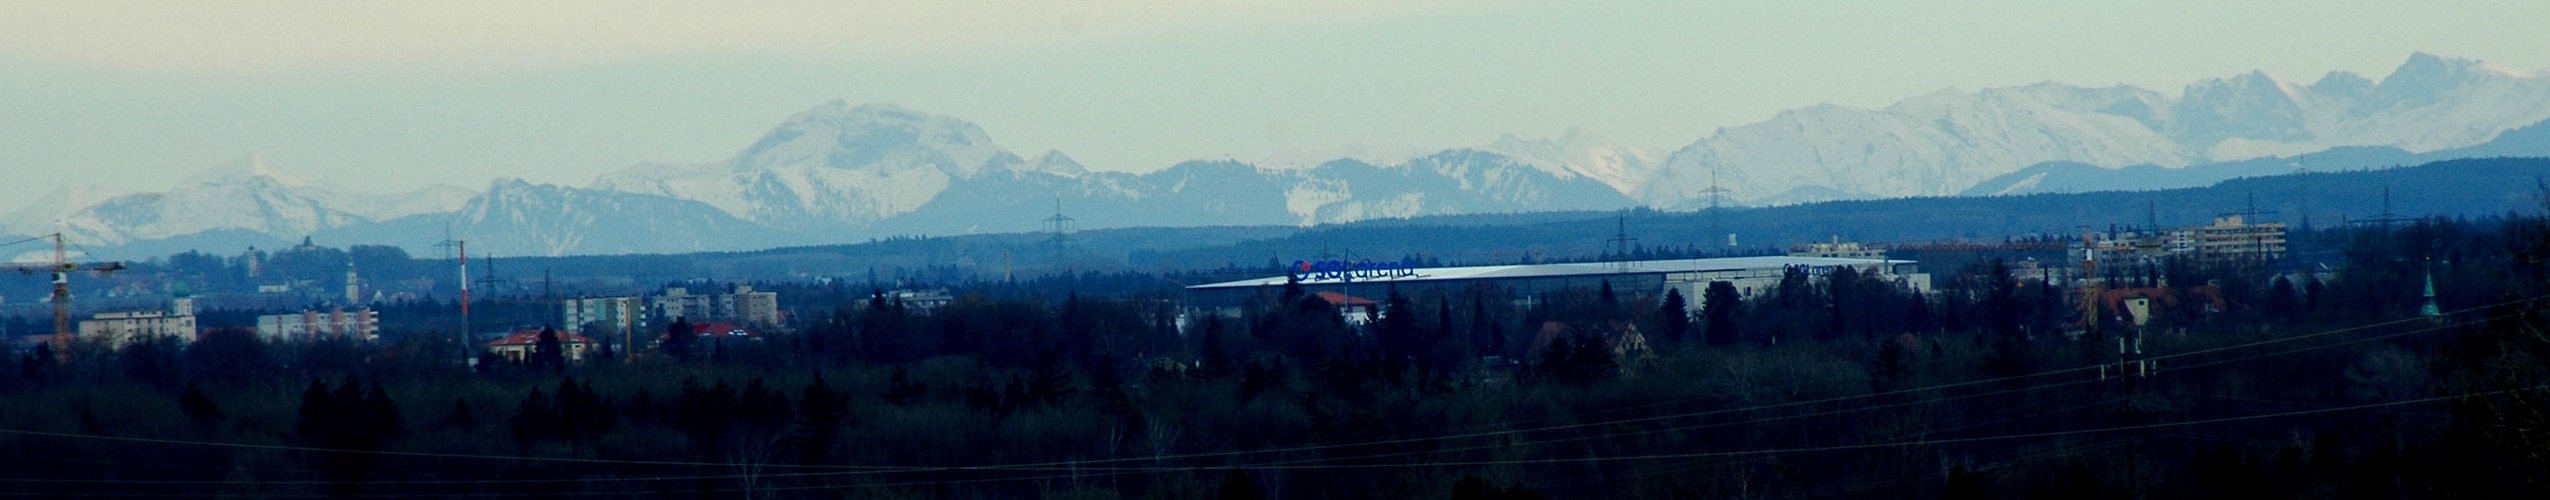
left=5, top=214, right=2550, bottom=498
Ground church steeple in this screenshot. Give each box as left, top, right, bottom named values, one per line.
left=2419, top=257, right=2440, bottom=318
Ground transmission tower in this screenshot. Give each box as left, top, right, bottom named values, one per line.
left=475, top=253, right=512, bottom=299
left=1607, top=214, right=1639, bottom=270
left=1043, top=198, right=1076, bottom=266
left=1701, top=167, right=1737, bottom=249
left=2347, top=186, right=2416, bottom=227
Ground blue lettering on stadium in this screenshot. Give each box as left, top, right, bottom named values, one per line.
left=1290, top=257, right=1422, bottom=282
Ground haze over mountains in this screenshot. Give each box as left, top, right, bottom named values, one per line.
left=8, top=53, right=2548, bottom=258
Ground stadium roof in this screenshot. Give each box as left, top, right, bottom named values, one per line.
left=1187, top=256, right=1910, bottom=290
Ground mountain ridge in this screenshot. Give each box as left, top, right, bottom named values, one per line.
left=13, top=53, right=2548, bottom=258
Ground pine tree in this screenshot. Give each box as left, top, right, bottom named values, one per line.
left=178, top=383, right=223, bottom=428
left=1472, top=293, right=1502, bottom=357
left=512, top=387, right=555, bottom=445
left=296, top=379, right=335, bottom=445
left=362, top=381, right=401, bottom=447
left=661, top=317, right=695, bottom=362
left=1198, top=316, right=1231, bottom=377
left=1870, top=336, right=1911, bottom=394
left=1982, top=259, right=2024, bottom=341
left=441, top=398, right=476, bottom=430
left=1567, top=332, right=1617, bottom=383
left=1216, top=469, right=1264, bottom=500
left=532, top=326, right=566, bottom=369
left=1655, top=288, right=1692, bottom=346
left=1376, top=288, right=1423, bottom=369
left=1826, top=265, right=1863, bottom=339
left=1537, top=334, right=1576, bottom=383
left=2304, top=276, right=2327, bottom=316
left=791, top=371, right=847, bottom=464
left=2267, top=275, right=2300, bottom=321
left=1703, top=281, right=1744, bottom=346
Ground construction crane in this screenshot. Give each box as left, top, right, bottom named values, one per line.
left=2, top=233, right=126, bottom=358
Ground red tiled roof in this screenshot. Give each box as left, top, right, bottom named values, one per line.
left=1314, top=291, right=1377, bottom=307
left=485, top=328, right=597, bottom=347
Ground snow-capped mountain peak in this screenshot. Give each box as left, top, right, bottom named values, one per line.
left=2375, top=52, right=2524, bottom=104
left=182, top=154, right=311, bottom=188
left=1482, top=128, right=1658, bottom=194
left=1026, top=150, right=1089, bottom=177
left=727, top=100, right=1019, bottom=180
left=596, top=100, right=1044, bottom=229
left=1641, top=52, right=2550, bottom=207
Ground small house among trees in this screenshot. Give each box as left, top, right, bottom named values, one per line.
left=483, top=327, right=597, bottom=365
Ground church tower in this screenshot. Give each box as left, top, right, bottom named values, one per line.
left=345, top=260, right=362, bottom=305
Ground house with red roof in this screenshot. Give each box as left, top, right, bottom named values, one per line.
left=484, top=327, right=599, bottom=365
left=655, top=321, right=763, bottom=346
left=1313, top=291, right=1379, bottom=325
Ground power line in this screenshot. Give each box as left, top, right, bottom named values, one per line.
left=0, top=427, right=931, bottom=472
left=5, top=298, right=2533, bottom=495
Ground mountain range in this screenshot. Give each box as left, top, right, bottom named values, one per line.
left=7, top=53, right=2547, bottom=258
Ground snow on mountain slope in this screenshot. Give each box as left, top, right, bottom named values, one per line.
left=332, top=184, right=474, bottom=222
left=60, top=171, right=366, bottom=246
left=438, top=179, right=785, bottom=257
left=594, top=101, right=1032, bottom=229
left=1641, top=88, right=2194, bottom=207
left=1642, top=53, right=2550, bottom=207
left=1, top=184, right=130, bottom=236
left=12, top=157, right=389, bottom=246
left=1483, top=128, right=1657, bottom=194
left=1296, top=150, right=1636, bottom=224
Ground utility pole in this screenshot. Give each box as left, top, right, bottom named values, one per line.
left=435, top=229, right=470, bottom=365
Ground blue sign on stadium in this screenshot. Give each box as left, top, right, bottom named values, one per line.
left=1291, top=257, right=1422, bottom=282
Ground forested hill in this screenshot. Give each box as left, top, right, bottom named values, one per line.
left=1132, top=156, right=2550, bottom=270
left=48, top=156, right=2550, bottom=295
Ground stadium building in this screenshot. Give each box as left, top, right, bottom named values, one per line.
left=1184, top=256, right=1930, bottom=322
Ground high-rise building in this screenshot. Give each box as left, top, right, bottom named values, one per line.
left=562, top=296, right=645, bottom=336
left=650, top=285, right=780, bottom=327
left=2192, top=215, right=2286, bottom=263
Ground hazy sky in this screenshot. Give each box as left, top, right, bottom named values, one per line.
left=4, top=1, right=2547, bottom=203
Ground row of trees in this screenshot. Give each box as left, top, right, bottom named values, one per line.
left=2, top=216, right=2546, bottom=497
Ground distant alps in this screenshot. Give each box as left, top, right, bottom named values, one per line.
left=9, top=53, right=2547, bottom=258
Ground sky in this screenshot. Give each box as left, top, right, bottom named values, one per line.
left=3, top=0, right=2548, bottom=203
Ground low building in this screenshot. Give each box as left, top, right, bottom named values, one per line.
left=77, top=298, right=196, bottom=346
left=687, top=321, right=763, bottom=341
left=1789, top=240, right=1888, bottom=259
left=255, top=307, right=380, bottom=342
left=890, top=288, right=955, bottom=314
left=483, top=328, right=599, bottom=364
left=1314, top=291, right=1379, bottom=325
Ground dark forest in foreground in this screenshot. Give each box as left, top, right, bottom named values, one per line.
left=5, top=216, right=2550, bottom=498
